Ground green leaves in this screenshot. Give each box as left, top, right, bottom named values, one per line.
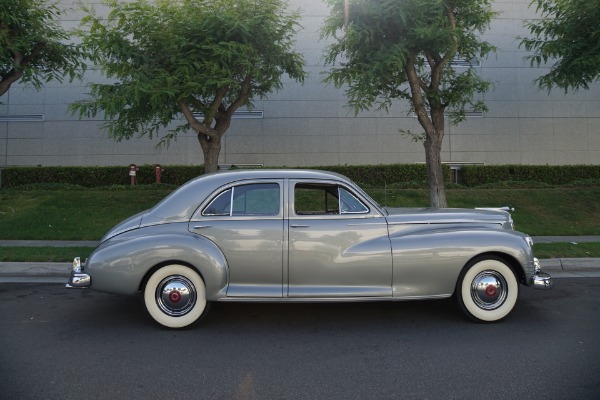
left=520, top=0, right=600, bottom=92
left=321, top=0, right=496, bottom=207
left=71, top=0, right=306, bottom=155
left=322, top=0, right=496, bottom=119
left=0, top=0, right=86, bottom=96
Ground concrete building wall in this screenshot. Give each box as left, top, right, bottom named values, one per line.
left=1, top=0, right=599, bottom=167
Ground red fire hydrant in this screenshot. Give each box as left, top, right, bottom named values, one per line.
left=129, top=164, right=138, bottom=186
left=155, top=164, right=164, bottom=184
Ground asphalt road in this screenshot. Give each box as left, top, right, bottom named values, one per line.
left=1, top=279, right=599, bottom=400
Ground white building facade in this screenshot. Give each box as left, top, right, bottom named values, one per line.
left=1, top=0, right=599, bottom=167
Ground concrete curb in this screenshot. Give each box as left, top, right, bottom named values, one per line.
left=0, top=262, right=71, bottom=277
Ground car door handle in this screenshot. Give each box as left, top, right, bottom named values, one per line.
left=290, top=224, right=309, bottom=228
left=193, top=225, right=212, bottom=229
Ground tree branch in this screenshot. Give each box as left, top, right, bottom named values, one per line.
left=429, top=5, right=459, bottom=91
left=441, top=3, right=459, bottom=65
left=406, top=56, right=434, bottom=134
left=204, top=86, right=229, bottom=125
left=0, top=69, right=24, bottom=97
left=20, top=41, right=48, bottom=67
left=224, top=74, right=252, bottom=118
left=178, top=99, right=219, bottom=138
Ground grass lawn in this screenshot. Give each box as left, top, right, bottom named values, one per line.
left=0, top=246, right=96, bottom=262
left=1, top=186, right=599, bottom=261
left=370, top=188, right=600, bottom=236
left=0, top=189, right=170, bottom=240
left=533, top=243, right=600, bottom=259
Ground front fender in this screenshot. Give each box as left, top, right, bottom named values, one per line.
left=389, top=226, right=534, bottom=298
left=86, top=228, right=228, bottom=298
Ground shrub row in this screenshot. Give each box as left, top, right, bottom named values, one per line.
left=0, top=165, right=205, bottom=189
left=310, top=164, right=450, bottom=187
left=0, top=164, right=444, bottom=189
left=462, top=165, right=600, bottom=187
left=1, top=164, right=598, bottom=189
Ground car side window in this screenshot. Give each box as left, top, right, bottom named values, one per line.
left=294, top=183, right=339, bottom=215
left=339, top=188, right=369, bottom=214
left=294, top=183, right=368, bottom=215
left=203, top=183, right=280, bottom=217
left=203, top=188, right=232, bottom=216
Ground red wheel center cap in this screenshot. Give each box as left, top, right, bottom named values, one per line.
left=169, top=291, right=182, bottom=303
left=485, top=285, right=497, bottom=297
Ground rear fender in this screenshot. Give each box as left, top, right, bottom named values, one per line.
left=86, top=233, right=228, bottom=298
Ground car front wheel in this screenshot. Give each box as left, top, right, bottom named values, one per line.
left=143, top=264, right=208, bottom=328
left=456, top=256, right=519, bottom=322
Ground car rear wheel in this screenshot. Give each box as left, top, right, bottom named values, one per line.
left=456, top=256, right=519, bottom=322
left=143, top=264, right=208, bottom=328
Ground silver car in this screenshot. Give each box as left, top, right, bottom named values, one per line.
left=67, top=169, right=552, bottom=328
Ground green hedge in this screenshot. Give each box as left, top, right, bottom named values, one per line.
left=311, top=164, right=450, bottom=187
left=0, top=164, right=443, bottom=189
left=462, top=165, right=600, bottom=187
left=3, top=163, right=597, bottom=189
left=0, top=165, right=205, bottom=189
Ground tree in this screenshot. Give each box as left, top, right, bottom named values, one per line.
left=71, top=0, right=305, bottom=173
left=322, top=0, right=496, bottom=207
left=520, top=0, right=600, bottom=92
left=0, top=0, right=85, bottom=98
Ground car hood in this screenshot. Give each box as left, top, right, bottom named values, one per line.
left=383, top=207, right=513, bottom=228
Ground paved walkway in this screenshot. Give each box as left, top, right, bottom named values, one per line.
left=0, top=240, right=99, bottom=247
left=532, top=236, right=600, bottom=243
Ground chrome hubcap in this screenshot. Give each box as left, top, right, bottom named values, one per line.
left=470, top=270, right=508, bottom=310
left=156, top=275, right=196, bottom=317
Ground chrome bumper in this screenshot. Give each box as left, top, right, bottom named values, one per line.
left=532, top=258, right=553, bottom=290
left=66, top=257, right=91, bottom=288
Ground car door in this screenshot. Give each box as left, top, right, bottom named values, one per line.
left=189, top=180, right=284, bottom=297
left=287, top=180, right=393, bottom=298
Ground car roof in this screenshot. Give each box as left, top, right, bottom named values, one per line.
left=181, top=169, right=359, bottom=192
left=145, top=169, right=359, bottom=223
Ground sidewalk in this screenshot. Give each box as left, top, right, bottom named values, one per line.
left=1, top=237, right=599, bottom=282
left=0, top=240, right=99, bottom=247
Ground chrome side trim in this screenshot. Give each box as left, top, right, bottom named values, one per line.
left=217, top=294, right=452, bottom=302
left=386, top=220, right=507, bottom=226
left=218, top=296, right=392, bottom=303
left=392, top=294, right=452, bottom=301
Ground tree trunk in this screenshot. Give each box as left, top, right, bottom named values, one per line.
left=424, top=108, right=447, bottom=208
left=424, top=137, right=447, bottom=208
left=405, top=55, right=449, bottom=209
left=198, top=134, right=221, bottom=174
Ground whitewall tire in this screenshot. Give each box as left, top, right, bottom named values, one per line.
left=143, top=264, right=208, bottom=329
left=457, top=257, right=519, bottom=322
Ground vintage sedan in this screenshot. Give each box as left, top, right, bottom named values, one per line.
left=67, top=169, right=552, bottom=328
